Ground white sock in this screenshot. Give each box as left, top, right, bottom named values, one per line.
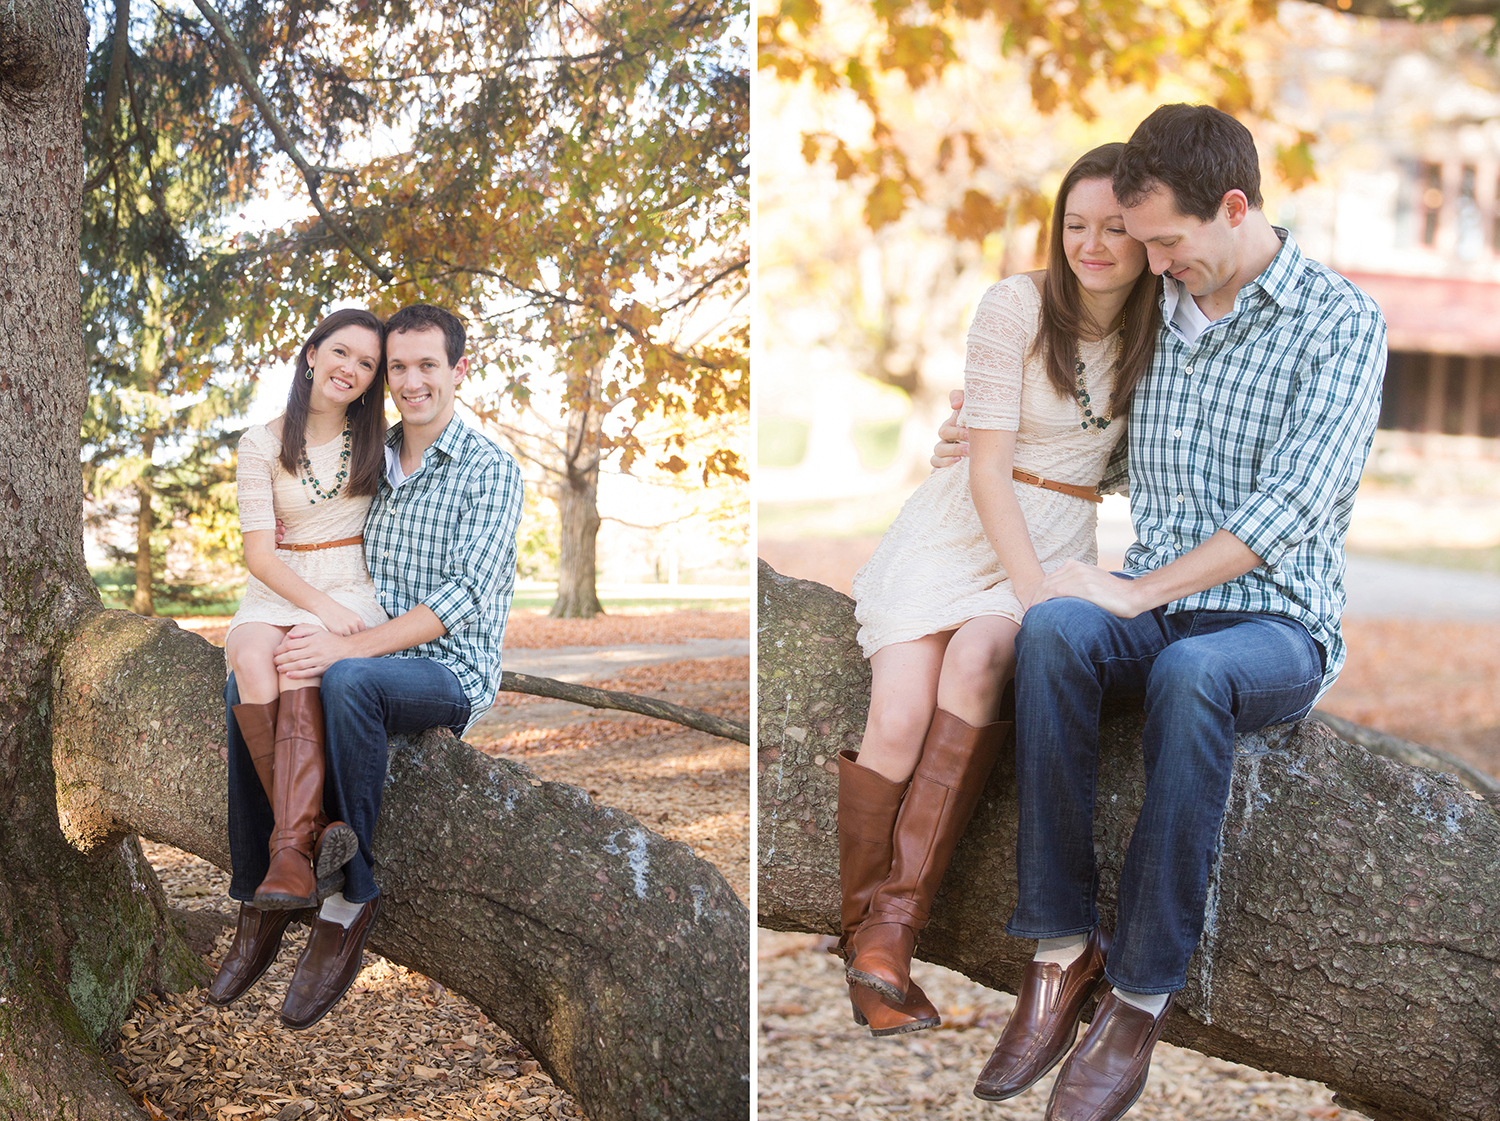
left=319, top=891, right=364, bottom=928
left=1112, top=987, right=1170, bottom=1018
left=1033, top=935, right=1087, bottom=968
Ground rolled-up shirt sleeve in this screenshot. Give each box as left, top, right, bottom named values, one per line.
left=1220, top=306, right=1386, bottom=568
left=421, top=455, right=524, bottom=632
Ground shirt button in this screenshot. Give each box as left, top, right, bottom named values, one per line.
left=1185, top=366, right=1194, bottom=375
left=1176, top=494, right=1185, bottom=503
left=1173, top=429, right=1182, bottom=438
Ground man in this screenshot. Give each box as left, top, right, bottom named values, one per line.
left=936, top=106, right=1386, bottom=1120
left=208, top=303, right=524, bottom=1028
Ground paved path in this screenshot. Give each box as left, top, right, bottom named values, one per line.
left=1343, top=554, right=1500, bottom=620
left=500, top=638, right=749, bottom=683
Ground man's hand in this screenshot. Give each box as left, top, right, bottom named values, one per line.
left=1032, top=561, right=1146, bottom=618
left=275, top=518, right=286, bottom=546
left=274, top=625, right=353, bottom=679
left=931, top=389, right=969, bottom=468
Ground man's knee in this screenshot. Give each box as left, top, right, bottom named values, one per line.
left=1147, top=643, right=1231, bottom=709
left=1017, top=597, right=1109, bottom=659
left=318, top=660, right=381, bottom=719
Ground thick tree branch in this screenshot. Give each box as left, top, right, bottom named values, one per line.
left=1296, top=0, right=1500, bottom=18
left=53, top=610, right=748, bottom=1121
left=188, top=0, right=394, bottom=284
left=1311, top=708, right=1500, bottom=794
left=758, top=560, right=1500, bottom=1121
left=499, top=670, right=749, bottom=744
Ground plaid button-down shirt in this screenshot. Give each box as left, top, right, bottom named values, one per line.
left=365, top=416, right=524, bottom=726
left=1102, top=230, right=1386, bottom=698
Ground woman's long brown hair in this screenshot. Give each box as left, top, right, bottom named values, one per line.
left=277, top=308, right=387, bottom=497
left=1029, top=142, right=1161, bottom=412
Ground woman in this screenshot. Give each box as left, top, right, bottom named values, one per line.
left=839, top=144, right=1160, bottom=1035
left=223, top=308, right=391, bottom=912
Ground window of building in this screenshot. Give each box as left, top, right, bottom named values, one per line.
left=1421, top=162, right=1443, bottom=247
left=1457, top=165, right=1481, bottom=260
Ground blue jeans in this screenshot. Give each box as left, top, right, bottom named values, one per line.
left=226, top=657, right=471, bottom=905
left=1005, top=599, right=1323, bottom=993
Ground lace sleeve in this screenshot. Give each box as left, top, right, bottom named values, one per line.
left=235, top=427, right=279, bottom=533
left=962, top=276, right=1041, bottom=431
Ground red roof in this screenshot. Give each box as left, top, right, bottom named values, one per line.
left=1338, top=271, right=1500, bottom=356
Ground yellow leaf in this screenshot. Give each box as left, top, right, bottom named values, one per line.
left=864, top=177, right=908, bottom=228
left=1275, top=131, right=1320, bottom=191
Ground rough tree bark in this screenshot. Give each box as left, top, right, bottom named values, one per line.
left=0, top=7, right=748, bottom=1116
left=757, top=560, right=1500, bottom=1121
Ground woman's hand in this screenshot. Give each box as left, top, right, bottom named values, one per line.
left=931, top=390, right=970, bottom=468
left=1013, top=576, right=1043, bottom=613
left=317, top=602, right=368, bottom=637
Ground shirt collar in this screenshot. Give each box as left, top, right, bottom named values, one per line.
left=1157, top=226, right=1303, bottom=322
left=384, top=414, right=467, bottom=459
left=1250, top=227, right=1302, bottom=311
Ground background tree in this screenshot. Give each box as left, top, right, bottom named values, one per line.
left=80, top=0, right=748, bottom=617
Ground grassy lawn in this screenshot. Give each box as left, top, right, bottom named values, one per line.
left=91, top=566, right=245, bottom=616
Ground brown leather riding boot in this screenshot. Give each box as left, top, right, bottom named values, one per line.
left=235, top=695, right=355, bottom=900
left=232, top=698, right=280, bottom=797
left=846, top=709, right=1006, bottom=1003
left=835, top=750, right=940, bottom=1034
left=253, top=686, right=325, bottom=909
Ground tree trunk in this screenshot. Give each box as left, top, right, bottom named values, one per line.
left=1, top=7, right=209, bottom=1117
left=132, top=431, right=155, bottom=616
left=551, top=392, right=604, bottom=619
left=54, top=611, right=750, bottom=1121
left=757, top=559, right=1500, bottom=1121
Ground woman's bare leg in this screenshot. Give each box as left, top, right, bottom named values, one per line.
left=225, top=623, right=292, bottom=704
left=936, top=615, right=1021, bottom=727
left=859, top=633, right=951, bottom=783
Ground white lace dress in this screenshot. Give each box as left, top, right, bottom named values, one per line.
left=225, top=424, right=389, bottom=642
left=852, top=275, right=1128, bottom=658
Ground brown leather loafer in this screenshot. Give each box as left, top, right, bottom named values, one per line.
left=205, top=904, right=296, bottom=1006
left=1045, top=991, right=1174, bottom=1121
left=280, top=896, right=380, bottom=1030
left=848, top=978, right=942, bottom=1036
left=973, top=925, right=1111, bottom=1101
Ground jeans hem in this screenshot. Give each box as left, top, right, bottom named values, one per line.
left=1005, top=919, right=1098, bottom=940
left=1103, top=968, right=1183, bottom=996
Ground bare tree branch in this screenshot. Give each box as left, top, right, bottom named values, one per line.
left=499, top=671, right=749, bottom=744
left=1295, top=0, right=1500, bottom=18
left=188, top=0, right=394, bottom=285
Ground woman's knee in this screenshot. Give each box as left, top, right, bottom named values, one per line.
left=864, top=691, right=934, bottom=748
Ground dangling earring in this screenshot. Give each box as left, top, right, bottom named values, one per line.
left=304, top=369, right=313, bottom=380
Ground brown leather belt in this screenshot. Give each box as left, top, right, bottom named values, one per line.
left=277, top=535, right=364, bottom=552
left=1012, top=468, right=1102, bottom=504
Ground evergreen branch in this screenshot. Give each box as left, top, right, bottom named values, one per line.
left=498, top=671, right=749, bottom=745
left=84, top=0, right=133, bottom=194
left=188, top=0, right=394, bottom=285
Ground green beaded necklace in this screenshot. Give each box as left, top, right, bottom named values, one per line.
left=1074, top=321, right=1124, bottom=432
left=298, top=419, right=352, bottom=503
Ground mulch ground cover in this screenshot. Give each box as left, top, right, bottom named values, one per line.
left=119, top=607, right=748, bottom=1121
